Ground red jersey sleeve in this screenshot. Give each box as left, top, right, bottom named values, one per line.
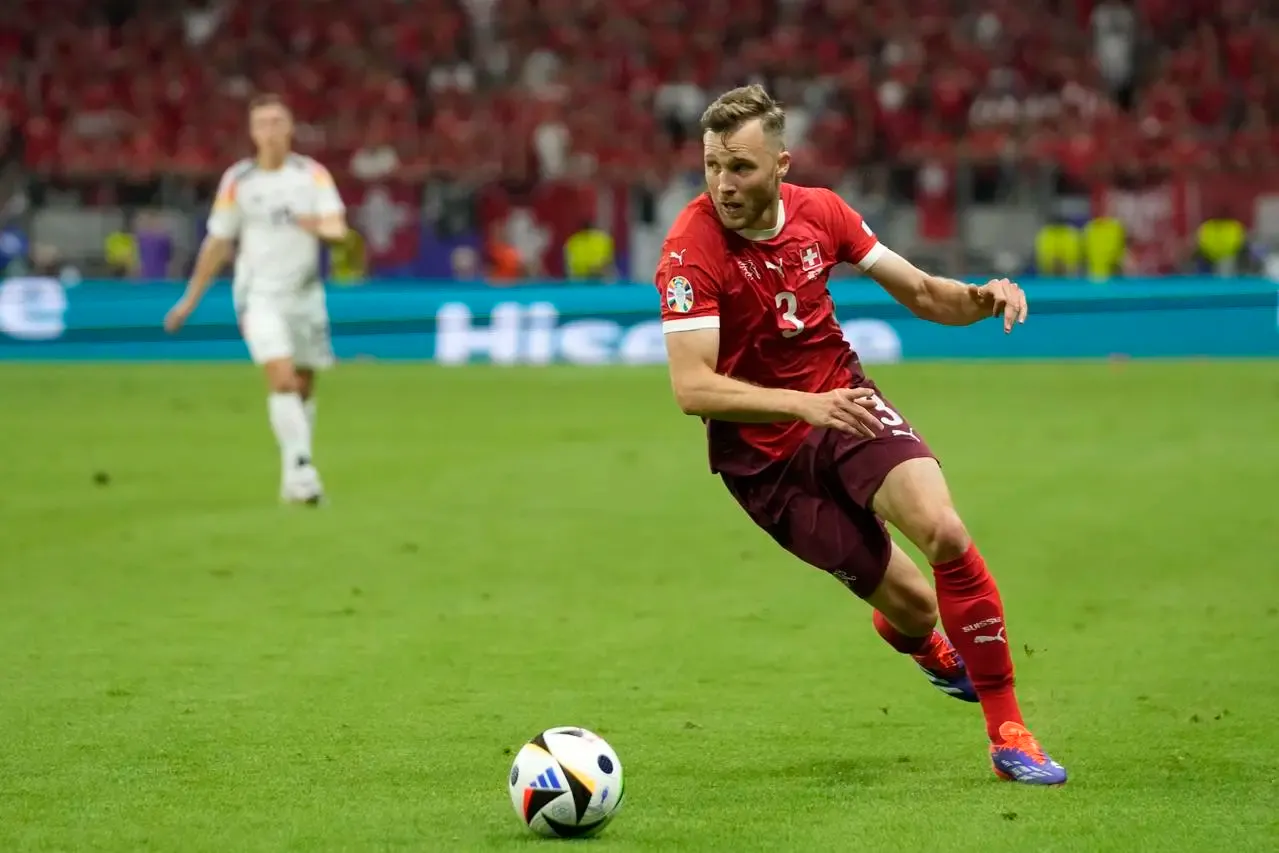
left=655, top=232, right=724, bottom=335
left=822, top=189, right=889, bottom=273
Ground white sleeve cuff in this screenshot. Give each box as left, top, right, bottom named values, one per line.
left=206, top=218, right=238, bottom=240
left=662, top=316, right=720, bottom=334
left=857, top=242, right=887, bottom=272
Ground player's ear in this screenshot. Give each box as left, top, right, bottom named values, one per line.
left=776, top=150, right=791, bottom=181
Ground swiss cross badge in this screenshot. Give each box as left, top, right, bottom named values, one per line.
left=800, top=243, right=823, bottom=272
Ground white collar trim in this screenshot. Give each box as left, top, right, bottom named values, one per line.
left=739, top=197, right=785, bottom=241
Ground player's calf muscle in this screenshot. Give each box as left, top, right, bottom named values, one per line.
left=295, top=370, right=315, bottom=400
left=868, top=550, right=938, bottom=636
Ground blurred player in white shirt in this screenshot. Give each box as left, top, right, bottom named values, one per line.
left=165, top=94, right=348, bottom=504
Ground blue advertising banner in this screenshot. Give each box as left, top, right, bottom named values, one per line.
left=0, top=276, right=1275, bottom=363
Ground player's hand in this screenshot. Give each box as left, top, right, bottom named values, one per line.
left=164, top=296, right=196, bottom=333
left=291, top=214, right=320, bottom=234
left=974, top=278, right=1028, bottom=333
left=801, top=388, right=883, bottom=438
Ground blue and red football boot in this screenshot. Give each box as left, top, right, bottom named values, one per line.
left=990, top=722, right=1068, bottom=785
left=912, top=632, right=979, bottom=703
left=907, top=633, right=1068, bottom=785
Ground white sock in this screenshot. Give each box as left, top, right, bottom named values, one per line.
left=268, top=392, right=314, bottom=470
left=304, top=398, right=317, bottom=438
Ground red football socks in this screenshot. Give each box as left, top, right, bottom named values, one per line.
left=931, top=542, right=1025, bottom=741
left=872, top=609, right=931, bottom=654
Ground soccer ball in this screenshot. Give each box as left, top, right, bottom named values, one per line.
left=508, top=726, right=625, bottom=838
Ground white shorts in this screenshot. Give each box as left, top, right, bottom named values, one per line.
left=237, top=294, right=334, bottom=369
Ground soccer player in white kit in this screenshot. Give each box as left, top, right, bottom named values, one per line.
left=165, top=94, right=348, bottom=504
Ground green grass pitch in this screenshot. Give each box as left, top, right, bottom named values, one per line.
left=1, top=360, right=1276, bottom=852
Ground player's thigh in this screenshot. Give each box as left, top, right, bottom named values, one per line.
left=869, top=456, right=970, bottom=563
left=824, top=387, right=937, bottom=510
left=730, top=482, right=893, bottom=600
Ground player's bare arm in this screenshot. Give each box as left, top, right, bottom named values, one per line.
left=292, top=211, right=348, bottom=243
left=293, top=159, right=347, bottom=242
left=164, top=234, right=234, bottom=332
left=664, top=328, right=882, bottom=437
left=865, top=250, right=1029, bottom=333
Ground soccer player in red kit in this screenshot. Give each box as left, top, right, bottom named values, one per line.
left=655, top=85, right=1066, bottom=785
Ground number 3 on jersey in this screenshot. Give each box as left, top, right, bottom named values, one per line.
left=868, top=393, right=904, bottom=426
left=774, top=291, right=805, bottom=338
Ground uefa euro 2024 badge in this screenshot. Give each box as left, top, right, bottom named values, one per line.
left=665, top=276, right=694, bottom=313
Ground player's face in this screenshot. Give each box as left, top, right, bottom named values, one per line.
left=703, top=119, right=790, bottom=232
left=249, top=105, right=293, bottom=156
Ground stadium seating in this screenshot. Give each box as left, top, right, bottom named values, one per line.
left=2, top=0, right=1275, bottom=184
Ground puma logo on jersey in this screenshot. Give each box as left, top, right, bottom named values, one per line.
left=764, top=259, right=784, bottom=275
left=668, top=250, right=686, bottom=265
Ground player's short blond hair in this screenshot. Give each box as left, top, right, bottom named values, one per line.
left=248, top=92, right=290, bottom=116
left=700, top=84, right=786, bottom=146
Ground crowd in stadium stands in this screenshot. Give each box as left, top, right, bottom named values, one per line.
left=2, top=0, right=1276, bottom=181
left=0, top=0, right=1275, bottom=280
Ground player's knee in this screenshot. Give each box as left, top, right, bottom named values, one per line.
left=264, top=362, right=299, bottom=394
left=268, top=375, right=299, bottom=394
left=916, top=508, right=970, bottom=564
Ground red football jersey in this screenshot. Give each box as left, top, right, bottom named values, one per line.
left=655, top=182, right=886, bottom=476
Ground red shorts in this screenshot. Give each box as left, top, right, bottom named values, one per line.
left=719, top=386, right=935, bottom=598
